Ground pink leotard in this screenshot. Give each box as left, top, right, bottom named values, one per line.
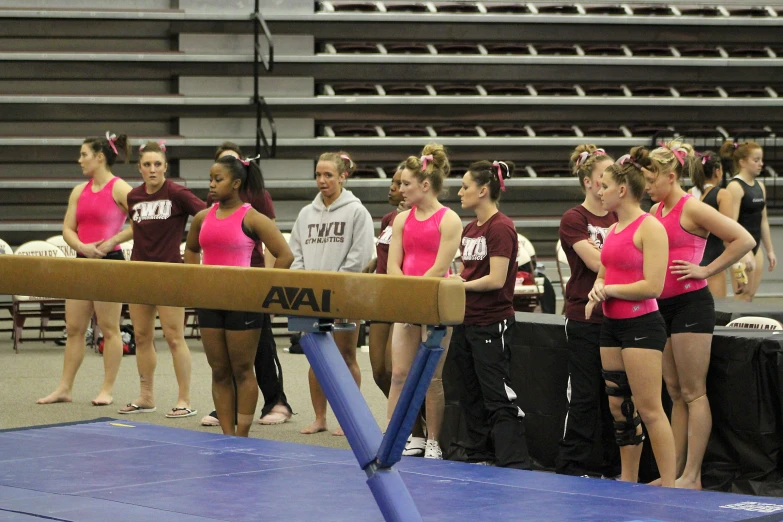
left=75, top=177, right=126, bottom=251
left=199, top=203, right=255, bottom=267
left=655, top=194, right=708, bottom=299
left=402, top=206, right=449, bottom=277
left=601, top=213, right=659, bottom=319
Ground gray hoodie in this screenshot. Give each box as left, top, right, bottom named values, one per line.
left=289, top=188, right=375, bottom=272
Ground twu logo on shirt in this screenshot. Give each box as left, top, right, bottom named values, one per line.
left=132, top=200, right=172, bottom=222
left=377, top=225, right=393, bottom=246
left=305, top=222, right=346, bottom=245
left=461, top=236, right=487, bottom=261
left=587, top=224, right=611, bottom=249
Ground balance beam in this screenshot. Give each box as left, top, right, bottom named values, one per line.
left=0, top=256, right=465, bottom=325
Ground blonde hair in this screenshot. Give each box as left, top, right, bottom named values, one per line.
left=402, top=142, right=450, bottom=193
left=318, top=151, right=357, bottom=177
left=649, top=139, right=698, bottom=181
left=570, top=144, right=613, bottom=192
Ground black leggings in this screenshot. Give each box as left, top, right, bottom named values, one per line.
left=254, top=314, right=292, bottom=416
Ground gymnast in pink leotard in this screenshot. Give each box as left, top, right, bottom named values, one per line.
left=586, top=147, right=676, bottom=487
left=386, top=143, right=463, bottom=460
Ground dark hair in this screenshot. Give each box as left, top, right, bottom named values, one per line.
left=84, top=132, right=130, bottom=166
left=318, top=151, right=357, bottom=177
left=606, top=146, right=650, bottom=200
left=466, top=160, right=515, bottom=201
left=720, top=139, right=762, bottom=175
left=138, top=141, right=167, bottom=162
left=215, top=155, right=264, bottom=195
left=690, top=150, right=722, bottom=191
left=215, top=141, right=242, bottom=162
left=402, top=142, right=450, bottom=194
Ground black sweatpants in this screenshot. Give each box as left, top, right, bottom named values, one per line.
left=556, top=319, right=619, bottom=477
left=449, top=318, right=531, bottom=469
left=254, top=314, right=292, bottom=417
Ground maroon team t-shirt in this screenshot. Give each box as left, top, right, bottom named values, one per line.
left=207, top=189, right=275, bottom=268
left=128, top=180, right=206, bottom=263
left=460, top=212, right=518, bottom=326
left=559, top=205, right=617, bottom=324
left=375, top=210, right=398, bottom=275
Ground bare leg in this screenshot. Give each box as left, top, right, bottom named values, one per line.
left=300, top=367, right=329, bottom=434
left=91, top=301, right=124, bottom=406
left=387, top=323, right=422, bottom=423
left=158, top=306, right=192, bottom=411
left=624, top=348, right=676, bottom=488
left=201, top=328, right=235, bottom=436
left=226, top=328, right=260, bottom=437
left=423, top=327, right=451, bottom=442
left=121, top=304, right=157, bottom=411
left=37, top=299, right=93, bottom=404
left=601, top=346, right=643, bottom=483
left=369, top=322, right=393, bottom=398
left=330, top=326, right=361, bottom=436
left=671, top=332, right=712, bottom=490
left=661, top=338, right=687, bottom=481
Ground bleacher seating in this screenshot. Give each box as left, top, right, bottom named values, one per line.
left=0, top=0, right=781, bottom=264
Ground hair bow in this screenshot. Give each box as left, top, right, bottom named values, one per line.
left=105, top=131, right=118, bottom=155
left=617, top=154, right=642, bottom=169
left=696, top=152, right=710, bottom=165
left=340, top=154, right=353, bottom=168
left=492, top=161, right=508, bottom=192
left=420, top=154, right=434, bottom=171
left=240, top=154, right=261, bottom=167
left=657, top=141, right=686, bottom=166
left=139, top=140, right=166, bottom=153
left=575, top=148, right=606, bottom=168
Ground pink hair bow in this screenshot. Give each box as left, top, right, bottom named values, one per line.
left=657, top=141, right=686, bottom=166
left=733, top=141, right=739, bottom=149
left=420, top=154, right=433, bottom=171
left=105, top=131, right=118, bottom=155
left=575, top=148, right=606, bottom=167
left=696, top=152, right=710, bottom=165
left=340, top=154, right=353, bottom=168
left=139, top=140, right=166, bottom=153
left=617, top=154, right=642, bottom=169
left=492, top=161, right=507, bottom=192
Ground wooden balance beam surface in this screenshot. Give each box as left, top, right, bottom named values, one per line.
left=0, top=256, right=465, bottom=326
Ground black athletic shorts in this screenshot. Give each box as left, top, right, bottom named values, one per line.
left=77, top=250, right=125, bottom=260
left=197, top=309, right=265, bottom=331
left=600, top=311, right=667, bottom=351
left=657, top=286, right=715, bottom=336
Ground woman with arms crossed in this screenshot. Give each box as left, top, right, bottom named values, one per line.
left=556, top=145, right=619, bottom=478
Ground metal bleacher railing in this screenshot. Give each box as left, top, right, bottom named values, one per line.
left=253, top=0, right=277, bottom=159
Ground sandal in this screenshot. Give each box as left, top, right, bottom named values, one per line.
left=166, top=407, right=197, bottom=419
left=118, top=403, right=156, bottom=414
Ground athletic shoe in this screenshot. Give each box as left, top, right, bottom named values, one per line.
left=402, top=435, right=426, bottom=457
left=200, top=410, right=220, bottom=426
left=424, top=439, right=442, bottom=460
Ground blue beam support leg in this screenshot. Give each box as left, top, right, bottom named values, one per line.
left=291, top=318, right=446, bottom=522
